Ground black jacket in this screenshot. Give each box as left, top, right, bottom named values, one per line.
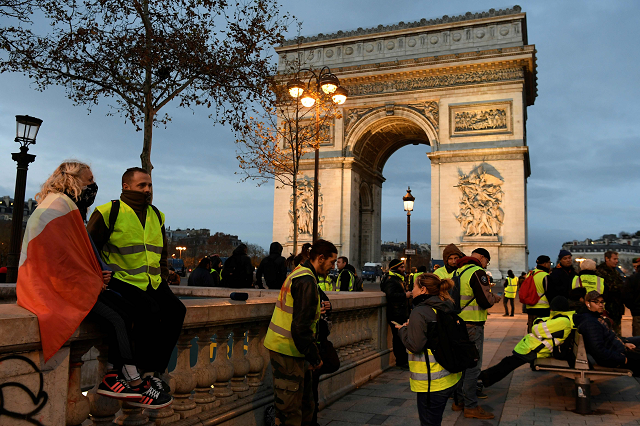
left=221, top=244, right=254, bottom=288
left=397, top=294, right=457, bottom=354
left=623, top=272, right=640, bottom=316
left=574, top=310, right=626, bottom=367
left=188, top=266, right=214, bottom=287
left=290, top=260, right=322, bottom=366
left=547, top=265, right=577, bottom=302
left=256, top=242, right=287, bottom=289
left=380, top=271, right=408, bottom=323
left=338, top=264, right=356, bottom=291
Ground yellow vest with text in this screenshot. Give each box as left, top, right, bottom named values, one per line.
left=408, top=308, right=462, bottom=392
left=504, top=277, right=518, bottom=299
left=514, top=311, right=575, bottom=358
left=526, top=269, right=550, bottom=309
left=571, top=274, right=604, bottom=293
left=96, top=201, right=164, bottom=291
left=336, top=269, right=354, bottom=292
left=434, top=267, right=454, bottom=280
left=318, top=275, right=333, bottom=292
left=264, top=265, right=321, bottom=357
left=456, top=265, right=487, bottom=322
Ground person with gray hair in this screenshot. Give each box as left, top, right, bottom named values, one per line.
left=572, top=259, right=605, bottom=293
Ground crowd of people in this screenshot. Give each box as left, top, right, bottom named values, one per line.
left=13, top=160, right=640, bottom=426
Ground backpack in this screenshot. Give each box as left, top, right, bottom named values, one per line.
left=450, top=265, right=476, bottom=311
left=353, top=275, right=364, bottom=292
left=519, top=271, right=544, bottom=306
left=423, top=308, right=479, bottom=405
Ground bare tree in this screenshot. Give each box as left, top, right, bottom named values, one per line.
left=1, top=0, right=292, bottom=173
left=235, top=59, right=340, bottom=254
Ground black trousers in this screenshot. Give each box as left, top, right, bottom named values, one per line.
left=87, top=290, right=135, bottom=369
left=503, top=297, right=515, bottom=316
left=107, top=278, right=186, bottom=373
left=479, top=352, right=531, bottom=388
left=388, top=321, right=408, bottom=367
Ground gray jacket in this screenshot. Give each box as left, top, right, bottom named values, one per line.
left=397, top=294, right=458, bottom=354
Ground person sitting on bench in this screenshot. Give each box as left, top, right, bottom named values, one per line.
left=574, top=291, right=640, bottom=376
left=479, top=296, right=575, bottom=388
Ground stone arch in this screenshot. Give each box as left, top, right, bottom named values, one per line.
left=346, top=107, right=438, bottom=173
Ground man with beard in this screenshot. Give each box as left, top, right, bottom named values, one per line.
left=435, top=243, right=464, bottom=280
left=597, top=251, right=625, bottom=335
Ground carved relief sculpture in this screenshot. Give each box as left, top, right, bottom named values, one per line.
left=455, top=165, right=504, bottom=237
left=408, top=100, right=439, bottom=132
left=449, top=100, right=513, bottom=136
left=289, top=176, right=324, bottom=240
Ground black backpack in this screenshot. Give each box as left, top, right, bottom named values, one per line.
left=450, top=265, right=475, bottom=310
left=426, top=309, right=479, bottom=374
left=353, top=275, right=364, bottom=292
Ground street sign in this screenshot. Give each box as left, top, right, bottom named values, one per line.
left=405, top=249, right=416, bottom=255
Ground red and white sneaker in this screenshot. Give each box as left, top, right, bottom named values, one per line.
left=97, top=373, right=142, bottom=400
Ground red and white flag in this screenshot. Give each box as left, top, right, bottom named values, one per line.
left=17, top=193, right=103, bottom=361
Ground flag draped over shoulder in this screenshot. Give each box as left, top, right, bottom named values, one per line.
left=17, top=193, right=103, bottom=361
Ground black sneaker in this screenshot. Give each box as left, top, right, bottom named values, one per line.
left=127, top=382, right=173, bottom=409
left=146, top=375, right=171, bottom=393
left=97, top=372, right=143, bottom=400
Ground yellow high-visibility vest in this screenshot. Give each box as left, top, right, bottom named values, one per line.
left=408, top=308, right=462, bottom=392
left=95, top=201, right=164, bottom=291
left=336, top=269, right=354, bottom=292
left=318, top=275, right=333, bottom=291
left=504, top=277, right=518, bottom=299
left=525, top=269, right=550, bottom=310
left=571, top=275, right=604, bottom=293
left=264, top=265, right=321, bottom=357
left=456, top=265, right=487, bottom=322
left=434, top=267, right=454, bottom=280
left=514, top=311, right=575, bottom=358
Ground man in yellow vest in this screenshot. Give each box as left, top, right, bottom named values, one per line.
left=525, top=255, right=552, bottom=333
left=87, top=167, right=186, bottom=393
left=317, top=274, right=333, bottom=291
left=336, top=256, right=355, bottom=291
left=452, top=248, right=500, bottom=419
left=264, top=239, right=337, bottom=426
left=572, top=259, right=604, bottom=293
left=435, top=243, right=464, bottom=280
left=503, top=270, right=518, bottom=316
left=479, top=296, right=575, bottom=388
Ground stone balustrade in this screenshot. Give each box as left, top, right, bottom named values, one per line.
left=0, top=287, right=394, bottom=425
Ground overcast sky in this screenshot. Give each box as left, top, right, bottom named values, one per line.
left=1, top=1, right=638, bottom=269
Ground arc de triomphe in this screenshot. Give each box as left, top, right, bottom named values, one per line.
left=272, top=6, right=537, bottom=277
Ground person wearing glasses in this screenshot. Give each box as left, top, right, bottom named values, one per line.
left=575, top=291, right=640, bottom=375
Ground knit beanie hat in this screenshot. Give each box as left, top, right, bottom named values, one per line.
left=472, top=248, right=491, bottom=261
left=389, top=259, right=403, bottom=270
left=558, top=249, right=572, bottom=260
left=580, top=259, right=596, bottom=271
left=536, top=255, right=551, bottom=264
left=550, top=296, right=570, bottom=312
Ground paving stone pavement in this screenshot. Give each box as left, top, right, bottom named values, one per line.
left=319, top=301, right=640, bottom=426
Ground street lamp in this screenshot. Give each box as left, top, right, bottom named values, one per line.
left=6, top=115, right=42, bottom=283
left=287, top=66, right=348, bottom=243
left=176, top=246, right=186, bottom=259
left=403, top=187, right=415, bottom=283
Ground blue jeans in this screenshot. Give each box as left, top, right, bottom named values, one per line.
left=455, top=324, right=484, bottom=409
left=417, top=384, right=456, bottom=426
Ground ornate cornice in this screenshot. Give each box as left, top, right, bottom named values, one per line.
left=282, top=6, right=523, bottom=46
left=343, top=67, right=524, bottom=97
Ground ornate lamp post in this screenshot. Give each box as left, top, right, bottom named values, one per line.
left=177, top=246, right=186, bottom=259
left=287, top=67, right=348, bottom=243
left=6, top=115, right=43, bottom=283
left=403, top=187, right=415, bottom=281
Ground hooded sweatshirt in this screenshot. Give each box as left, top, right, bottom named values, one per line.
left=256, top=242, right=287, bottom=289
left=222, top=244, right=254, bottom=288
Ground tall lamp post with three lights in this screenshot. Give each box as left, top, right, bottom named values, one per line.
left=7, top=115, right=43, bottom=283
left=286, top=67, right=348, bottom=243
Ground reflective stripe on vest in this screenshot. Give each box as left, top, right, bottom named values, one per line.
left=456, top=265, right=487, bottom=322
left=263, top=265, right=321, bottom=357
left=526, top=269, right=550, bottom=309
left=96, top=201, right=164, bottom=291
left=514, top=312, right=575, bottom=358
left=571, top=275, right=604, bottom=294
left=504, top=277, right=518, bottom=298
left=337, top=270, right=354, bottom=292
left=408, top=346, right=461, bottom=392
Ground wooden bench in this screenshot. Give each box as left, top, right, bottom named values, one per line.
left=533, top=330, right=632, bottom=414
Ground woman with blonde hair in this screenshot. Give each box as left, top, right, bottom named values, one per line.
left=397, top=273, right=462, bottom=426
left=17, top=161, right=172, bottom=408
